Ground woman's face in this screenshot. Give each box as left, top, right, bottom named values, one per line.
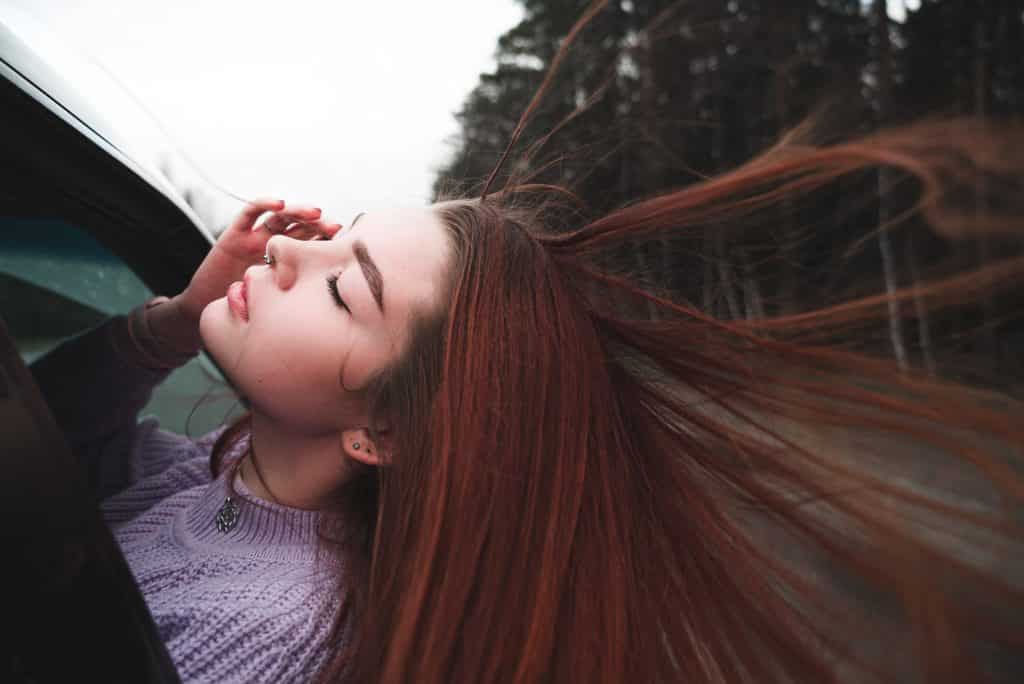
left=199, top=206, right=451, bottom=432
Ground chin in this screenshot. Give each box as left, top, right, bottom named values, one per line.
left=198, top=297, right=231, bottom=361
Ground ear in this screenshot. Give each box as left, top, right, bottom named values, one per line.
left=340, top=428, right=390, bottom=466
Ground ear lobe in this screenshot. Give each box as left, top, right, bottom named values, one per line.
left=341, top=428, right=386, bottom=466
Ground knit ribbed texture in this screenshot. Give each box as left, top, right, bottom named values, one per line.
left=102, top=423, right=344, bottom=683
left=31, top=316, right=345, bottom=683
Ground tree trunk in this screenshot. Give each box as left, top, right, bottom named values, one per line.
left=906, top=232, right=936, bottom=375
left=974, top=15, right=996, bottom=367
left=717, top=233, right=743, bottom=321
left=873, top=0, right=908, bottom=370
left=702, top=233, right=717, bottom=318
left=740, top=250, right=766, bottom=321
left=636, top=27, right=673, bottom=314
left=711, top=65, right=742, bottom=321
left=774, top=69, right=798, bottom=317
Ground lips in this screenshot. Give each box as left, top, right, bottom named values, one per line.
left=227, top=280, right=249, bottom=321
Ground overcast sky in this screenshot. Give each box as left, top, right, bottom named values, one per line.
left=4, top=0, right=523, bottom=230
left=4, top=0, right=921, bottom=231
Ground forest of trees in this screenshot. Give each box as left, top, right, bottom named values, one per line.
left=434, top=0, right=1024, bottom=390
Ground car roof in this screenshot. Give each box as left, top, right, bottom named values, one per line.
left=0, top=5, right=215, bottom=245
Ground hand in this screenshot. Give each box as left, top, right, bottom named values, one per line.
left=178, top=199, right=341, bottom=322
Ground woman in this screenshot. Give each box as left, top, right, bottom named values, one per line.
left=34, top=168, right=1024, bottom=684
left=32, top=19, right=1024, bottom=684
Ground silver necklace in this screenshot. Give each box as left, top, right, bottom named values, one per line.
left=215, top=439, right=280, bottom=533
left=215, top=496, right=241, bottom=533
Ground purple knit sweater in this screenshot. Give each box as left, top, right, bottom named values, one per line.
left=31, top=316, right=345, bottom=683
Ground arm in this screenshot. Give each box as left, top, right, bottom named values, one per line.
left=30, top=200, right=339, bottom=499
left=29, top=295, right=201, bottom=498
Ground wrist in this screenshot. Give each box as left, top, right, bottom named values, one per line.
left=135, top=294, right=201, bottom=363
left=174, top=287, right=207, bottom=326
left=119, top=296, right=199, bottom=371
left=152, top=294, right=203, bottom=355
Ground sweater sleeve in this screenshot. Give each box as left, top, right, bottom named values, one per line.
left=30, top=315, right=183, bottom=499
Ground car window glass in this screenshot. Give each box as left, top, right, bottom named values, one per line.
left=0, top=218, right=240, bottom=436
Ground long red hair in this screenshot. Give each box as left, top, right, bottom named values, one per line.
left=335, top=153, right=1023, bottom=682
left=211, top=4, right=1024, bottom=682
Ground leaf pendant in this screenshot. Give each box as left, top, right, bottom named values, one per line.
left=215, top=497, right=240, bottom=533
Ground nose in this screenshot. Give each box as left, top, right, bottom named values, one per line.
left=264, top=234, right=338, bottom=290
left=264, top=234, right=300, bottom=290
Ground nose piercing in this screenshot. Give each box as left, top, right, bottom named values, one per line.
left=263, top=253, right=275, bottom=266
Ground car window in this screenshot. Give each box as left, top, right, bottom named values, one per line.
left=0, top=217, right=241, bottom=436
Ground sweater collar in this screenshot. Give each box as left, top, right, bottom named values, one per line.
left=178, top=435, right=329, bottom=563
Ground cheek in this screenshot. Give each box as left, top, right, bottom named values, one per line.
left=240, top=316, right=351, bottom=425
left=200, top=298, right=349, bottom=427
left=338, top=332, right=395, bottom=390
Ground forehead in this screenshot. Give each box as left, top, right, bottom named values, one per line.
left=339, top=207, right=450, bottom=317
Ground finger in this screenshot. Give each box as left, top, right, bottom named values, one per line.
left=230, top=198, right=285, bottom=232
left=260, top=213, right=289, bottom=234
left=285, top=221, right=343, bottom=240
left=279, top=205, right=323, bottom=221
left=285, top=219, right=342, bottom=235
left=259, top=208, right=324, bottom=234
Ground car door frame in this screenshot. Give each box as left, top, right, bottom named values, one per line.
left=0, top=22, right=221, bottom=683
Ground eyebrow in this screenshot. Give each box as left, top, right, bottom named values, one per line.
left=330, top=212, right=365, bottom=242
left=352, top=239, right=384, bottom=314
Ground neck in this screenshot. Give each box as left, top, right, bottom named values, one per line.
left=242, top=411, right=357, bottom=510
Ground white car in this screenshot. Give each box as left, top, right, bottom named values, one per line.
left=1, top=8, right=233, bottom=683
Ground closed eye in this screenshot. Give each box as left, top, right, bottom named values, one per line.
left=326, top=274, right=350, bottom=312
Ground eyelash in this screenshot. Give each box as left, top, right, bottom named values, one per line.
left=325, top=274, right=350, bottom=312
